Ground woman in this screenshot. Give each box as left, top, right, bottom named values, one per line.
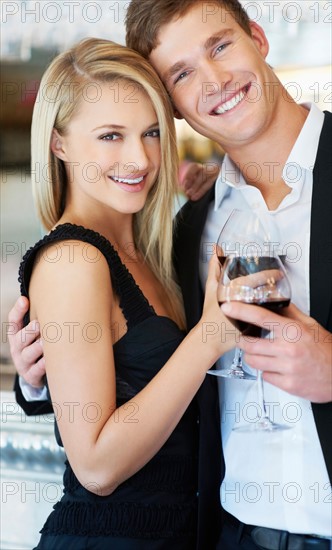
left=19, top=38, right=234, bottom=549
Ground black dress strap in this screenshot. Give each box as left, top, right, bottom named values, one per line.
left=19, top=223, right=156, bottom=329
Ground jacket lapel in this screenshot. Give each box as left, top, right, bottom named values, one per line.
left=309, top=111, right=332, bottom=484
left=310, top=111, right=332, bottom=330
left=174, top=188, right=215, bottom=328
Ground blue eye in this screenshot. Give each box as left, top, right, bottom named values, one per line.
left=145, top=129, right=160, bottom=138
left=215, top=42, right=229, bottom=54
left=99, top=133, right=120, bottom=141
left=174, top=71, right=189, bottom=85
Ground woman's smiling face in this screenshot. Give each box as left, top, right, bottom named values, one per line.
left=52, top=80, right=161, bottom=216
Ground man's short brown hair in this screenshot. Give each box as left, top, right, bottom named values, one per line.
left=126, top=0, right=251, bottom=59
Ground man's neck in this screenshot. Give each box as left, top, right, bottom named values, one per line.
left=224, top=101, right=309, bottom=210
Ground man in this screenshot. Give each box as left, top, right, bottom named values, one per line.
left=9, top=1, right=332, bottom=548
left=126, top=1, right=332, bottom=548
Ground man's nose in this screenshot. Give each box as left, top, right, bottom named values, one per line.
left=199, top=61, right=232, bottom=98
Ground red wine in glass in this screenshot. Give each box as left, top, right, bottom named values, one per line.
left=219, top=254, right=292, bottom=432
left=219, top=297, right=290, bottom=338
left=214, top=208, right=288, bottom=382
left=218, top=254, right=287, bottom=268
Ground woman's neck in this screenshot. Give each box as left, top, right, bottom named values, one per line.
left=57, top=205, right=136, bottom=256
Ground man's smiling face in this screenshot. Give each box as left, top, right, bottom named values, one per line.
left=149, top=2, right=278, bottom=151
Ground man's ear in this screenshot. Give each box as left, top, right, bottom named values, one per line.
left=51, top=129, right=67, bottom=161
left=173, top=109, right=183, bottom=120
left=249, top=21, right=269, bottom=59
left=173, top=108, right=183, bottom=120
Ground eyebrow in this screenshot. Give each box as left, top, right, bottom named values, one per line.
left=204, top=29, right=233, bottom=51
left=92, top=124, right=125, bottom=131
left=163, top=29, right=234, bottom=83
left=92, top=122, right=159, bottom=132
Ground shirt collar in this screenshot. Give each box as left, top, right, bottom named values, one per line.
left=284, top=102, right=324, bottom=172
left=215, top=102, right=324, bottom=211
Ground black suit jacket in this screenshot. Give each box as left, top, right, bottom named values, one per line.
left=173, top=111, right=332, bottom=548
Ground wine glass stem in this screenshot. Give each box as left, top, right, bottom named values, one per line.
left=231, top=348, right=243, bottom=372
left=257, top=371, right=269, bottom=422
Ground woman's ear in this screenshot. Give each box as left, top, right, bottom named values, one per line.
left=51, top=129, right=67, bottom=161
left=249, top=21, right=269, bottom=59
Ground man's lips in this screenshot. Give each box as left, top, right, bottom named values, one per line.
left=210, top=84, right=251, bottom=115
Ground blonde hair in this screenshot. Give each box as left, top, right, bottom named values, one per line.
left=31, top=38, right=185, bottom=328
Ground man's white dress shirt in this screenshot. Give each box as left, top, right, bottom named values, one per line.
left=200, top=104, right=331, bottom=536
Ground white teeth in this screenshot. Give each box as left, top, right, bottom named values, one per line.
left=112, top=176, right=144, bottom=185
left=214, top=89, right=246, bottom=115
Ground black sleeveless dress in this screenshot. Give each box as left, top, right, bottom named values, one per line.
left=19, top=224, right=198, bottom=550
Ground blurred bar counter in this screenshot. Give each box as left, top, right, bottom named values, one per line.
left=0, top=390, right=65, bottom=549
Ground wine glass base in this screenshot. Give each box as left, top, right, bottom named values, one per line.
left=233, top=419, right=292, bottom=432
left=207, top=369, right=255, bottom=380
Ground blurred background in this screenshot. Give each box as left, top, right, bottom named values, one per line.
left=0, top=1, right=331, bottom=547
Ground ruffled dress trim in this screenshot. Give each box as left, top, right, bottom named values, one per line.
left=41, top=500, right=197, bottom=539
left=63, top=454, right=197, bottom=494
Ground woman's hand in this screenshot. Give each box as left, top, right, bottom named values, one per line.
left=198, top=255, right=240, bottom=362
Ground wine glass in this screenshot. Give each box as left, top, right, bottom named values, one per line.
left=208, top=209, right=270, bottom=380
left=219, top=253, right=292, bottom=431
